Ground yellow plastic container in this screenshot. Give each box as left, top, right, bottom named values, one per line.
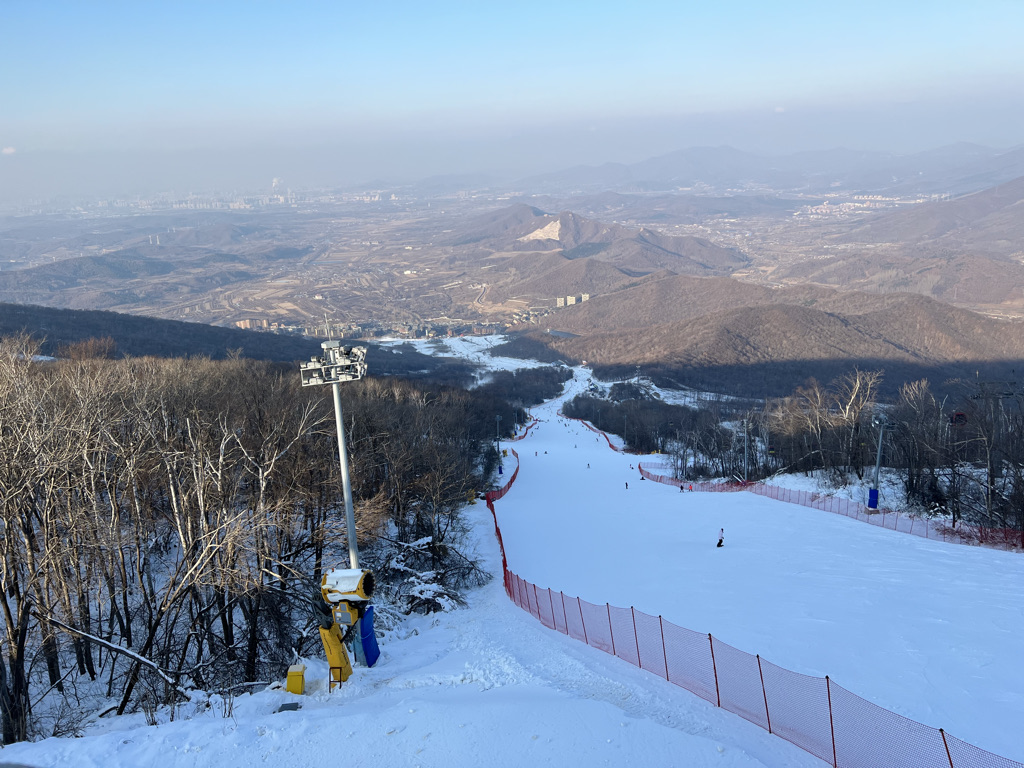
left=286, top=664, right=306, bottom=695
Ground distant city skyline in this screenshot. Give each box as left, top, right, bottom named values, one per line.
left=2, top=1, right=1023, bottom=199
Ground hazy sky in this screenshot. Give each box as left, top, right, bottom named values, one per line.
left=2, top=1, right=1024, bottom=196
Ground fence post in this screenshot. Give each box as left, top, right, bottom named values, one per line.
left=578, top=597, right=588, bottom=645
left=826, top=676, right=837, bottom=768
left=756, top=654, right=772, bottom=734
left=532, top=583, right=541, bottom=619
left=708, top=634, right=721, bottom=707
left=560, top=592, right=569, bottom=635
left=940, top=729, right=955, bottom=768
left=659, top=616, right=669, bottom=681
left=607, top=604, right=616, bottom=656
left=548, top=589, right=556, bottom=628
left=631, top=607, right=642, bottom=668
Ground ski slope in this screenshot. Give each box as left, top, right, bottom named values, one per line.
left=4, top=339, right=1022, bottom=767
left=498, top=365, right=1024, bottom=763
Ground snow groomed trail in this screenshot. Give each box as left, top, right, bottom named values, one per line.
left=490, top=365, right=1024, bottom=765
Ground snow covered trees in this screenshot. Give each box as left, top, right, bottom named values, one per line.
left=0, top=339, right=496, bottom=741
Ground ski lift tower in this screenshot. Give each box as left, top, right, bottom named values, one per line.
left=300, top=341, right=367, bottom=568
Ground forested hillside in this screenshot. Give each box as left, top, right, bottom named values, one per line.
left=0, top=301, right=321, bottom=361
left=0, top=335, right=530, bottom=743
left=521, top=288, right=1024, bottom=397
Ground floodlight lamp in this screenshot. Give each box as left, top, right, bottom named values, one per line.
left=299, top=345, right=367, bottom=387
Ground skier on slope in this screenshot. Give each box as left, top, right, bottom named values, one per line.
left=717, top=528, right=724, bottom=548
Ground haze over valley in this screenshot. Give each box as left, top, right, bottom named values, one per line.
left=4, top=2, right=1024, bottom=399
left=3, top=140, right=1024, bottom=395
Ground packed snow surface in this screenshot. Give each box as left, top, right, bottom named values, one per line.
left=6, top=336, right=1022, bottom=767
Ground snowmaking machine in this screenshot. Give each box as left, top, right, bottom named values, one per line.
left=316, top=567, right=381, bottom=690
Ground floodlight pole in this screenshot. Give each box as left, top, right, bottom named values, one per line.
left=300, top=341, right=367, bottom=569
left=332, top=381, right=359, bottom=569
left=495, top=414, right=502, bottom=472
left=869, top=415, right=887, bottom=509
left=743, top=419, right=749, bottom=483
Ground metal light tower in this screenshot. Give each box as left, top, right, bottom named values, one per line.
left=742, top=419, right=749, bottom=483
left=496, top=414, right=502, bottom=473
left=300, top=341, right=367, bottom=568
left=869, top=414, right=896, bottom=510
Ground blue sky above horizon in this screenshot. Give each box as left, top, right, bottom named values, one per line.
left=2, top=1, right=1023, bottom=191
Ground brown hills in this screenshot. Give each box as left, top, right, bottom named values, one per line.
left=464, top=199, right=1024, bottom=396
left=0, top=246, right=257, bottom=309
left=455, top=206, right=748, bottom=277
left=485, top=255, right=666, bottom=306
left=841, top=175, right=1024, bottom=251
left=452, top=204, right=550, bottom=244
left=541, top=275, right=831, bottom=333
left=770, top=175, right=1024, bottom=314
left=520, top=278, right=1024, bottom=396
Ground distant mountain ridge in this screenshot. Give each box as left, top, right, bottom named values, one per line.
left=516, top=191, right=799, bottom=223
left=841, top=174, right=1024, bottom=247
left=518, top=143, right=1022, bottom=195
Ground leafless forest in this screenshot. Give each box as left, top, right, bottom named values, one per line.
left=565, top=369, right=1024, bottom=537
left=0, top=335, right=531, bottom=742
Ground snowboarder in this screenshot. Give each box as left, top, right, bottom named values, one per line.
left=717, top=528, right=724, bottom=548
left=625, top=481, right=629, bottom=490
